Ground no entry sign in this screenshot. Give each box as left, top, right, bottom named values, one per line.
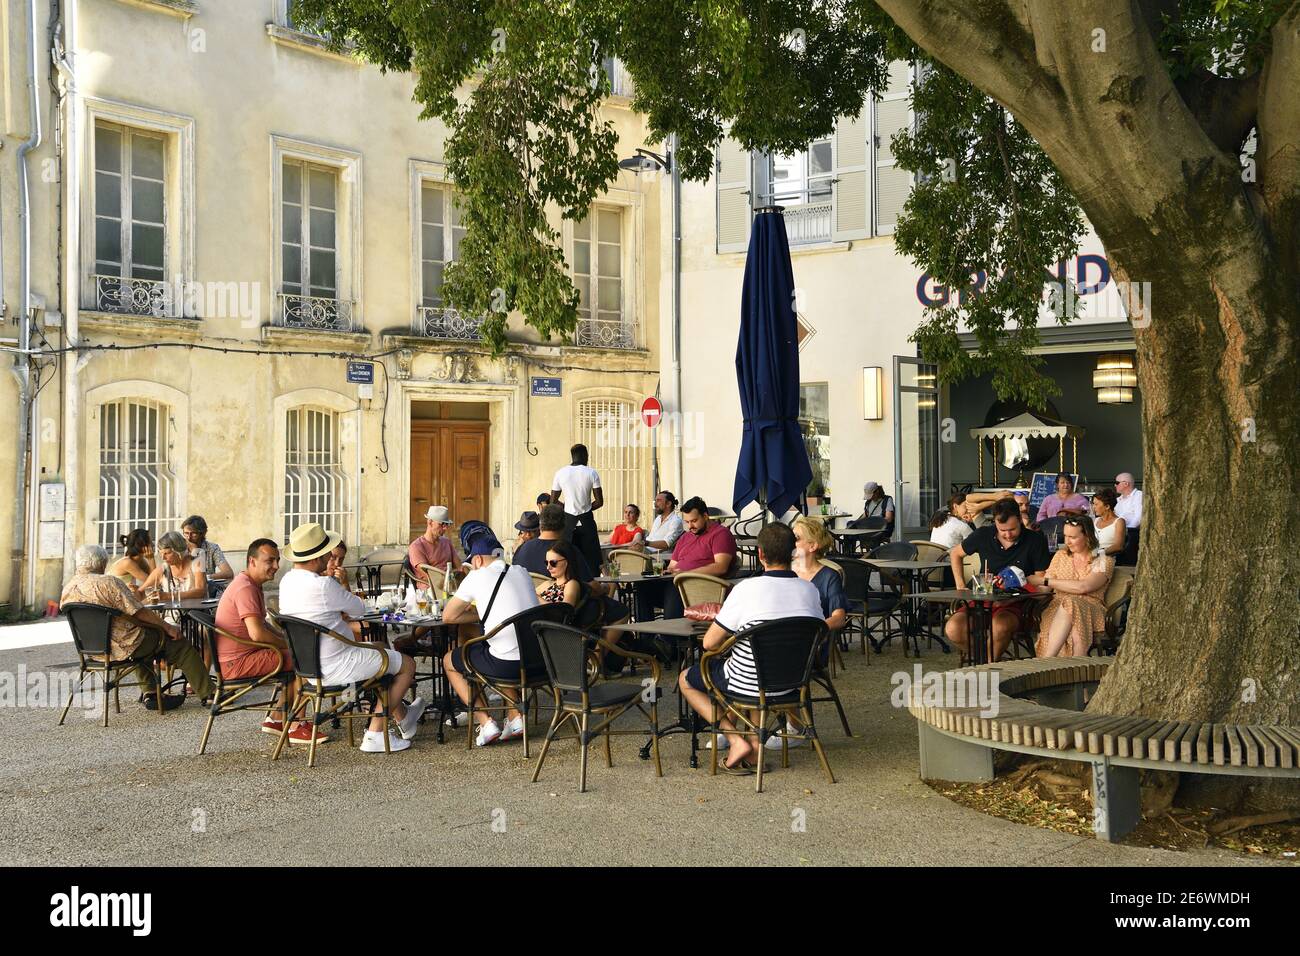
left=641, top=396, right=663, bottom=428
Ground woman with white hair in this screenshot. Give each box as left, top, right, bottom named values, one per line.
left=142, top=531, right=207, bottom=602
left=60, top=543, right=214, bottom=711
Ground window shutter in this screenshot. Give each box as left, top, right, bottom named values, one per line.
left=831, top=109, right=869, bottom=241
left=874, top=60, right=914, bottom=235
left=715, top=136, right=753, bottom=253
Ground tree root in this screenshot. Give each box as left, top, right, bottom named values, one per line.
left=1207, top=809, right=1300, bottom=837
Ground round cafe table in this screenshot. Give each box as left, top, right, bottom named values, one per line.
left=860, top=558, right=951, bottom=656
left=907, top=588, right=1051, bottom=665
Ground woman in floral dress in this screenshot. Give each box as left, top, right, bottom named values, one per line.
left=1028, top=516, right=1113, bottom=657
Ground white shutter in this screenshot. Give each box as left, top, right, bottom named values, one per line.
left=874, top=60, right=914, bottom=235
left=715, top=136, right=753, bottom=253
left=831, top=108, right=869, bottom=241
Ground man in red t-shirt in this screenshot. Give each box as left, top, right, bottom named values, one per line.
left=639, top=497, right=738, bottom=619
left=214, top=539, right=315, bottom=744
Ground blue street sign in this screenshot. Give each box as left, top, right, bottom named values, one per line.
left=531, top=376, right=562, bottom=397
left=347, top=361, right=374, bottom=384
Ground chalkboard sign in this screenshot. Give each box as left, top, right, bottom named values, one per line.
left=1028, top=471, right=1077, bottom=514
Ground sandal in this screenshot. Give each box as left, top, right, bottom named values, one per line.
left=719, top=756, right=756, bottom=776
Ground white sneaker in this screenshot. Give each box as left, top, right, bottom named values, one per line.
left=398, top=696, right=427, bottom=740
left=499, top=715, right=525, bottom=742
left=702, top=733, right=729, bottom=751
left=765, top=726, right=808, bottom=751
left=444, top=710, right=469, bottom=726
left=474, top=719, right=502, bottom=747
left=359, top=729, right=412, bottom=753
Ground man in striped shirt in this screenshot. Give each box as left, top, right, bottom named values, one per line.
left=678, top=522, right=823, bottom=772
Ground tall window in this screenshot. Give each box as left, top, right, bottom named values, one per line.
left=799, top=384, right=831, bottom=501
left=577, top=399, right=643, bottom=532
left=282, top=160, right=338, bottom=301
left=283, top=407, right=352, bottom=542
left=93, top=122, right=166, bottom=315
left=573, top=208, right=630, bottom=348
left=96, top=399, right=178, bottom=551
left=420, top=183, right=468, bottom=308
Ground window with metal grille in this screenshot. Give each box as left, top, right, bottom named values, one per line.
left=576, top=400, right=645, bottom=532
left=283, top=407, right=352, bottom=542
left=96, top=399, right=178, bottom=552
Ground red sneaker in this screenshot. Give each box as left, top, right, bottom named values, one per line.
left=260, top=719, right=285, bottom=736
left=287, top=723, right=331, bottom=746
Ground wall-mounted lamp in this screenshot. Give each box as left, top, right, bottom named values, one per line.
left=863, top=367, right=884, bottom=420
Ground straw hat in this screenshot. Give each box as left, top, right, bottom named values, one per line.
left=285, top=522, right=342, bottom=562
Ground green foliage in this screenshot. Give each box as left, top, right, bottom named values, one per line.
left=294, top=0, right=1273, bottom=401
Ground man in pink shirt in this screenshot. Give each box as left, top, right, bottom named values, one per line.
left=213, top=539, right=317, bottom=744
left=652, top=497, right=737, bottom=618
left=409, top=505, right=461, bottom=588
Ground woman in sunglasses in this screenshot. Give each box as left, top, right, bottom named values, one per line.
left=537, top=540, right=633, bottom=675
left=1028, top=515, right=1113, bottom=657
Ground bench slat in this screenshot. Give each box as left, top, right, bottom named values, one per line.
left=1240, top=726, right=1273, bottom=769
left=1105, top=717, right=1154, bottom=757
left=1269, top=726, right=1300, bottom=768
left=1118, top=718, right=1167, bottom=759
left=1196, top=724, right=1212, bottom=764
left=1146, top=720, right=1183, bottom=761
left=1085, top=715, right=1138, bottom=754
left=1258, top=726, right=1296, bottom=769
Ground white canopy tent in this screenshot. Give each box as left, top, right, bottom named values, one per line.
left=969, top=412, right=1086, bottom=485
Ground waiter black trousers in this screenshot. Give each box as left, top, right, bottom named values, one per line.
left=564, top=510, right=603, bottom=577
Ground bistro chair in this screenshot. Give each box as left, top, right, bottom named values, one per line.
left=457, top=602, right=574, bottom=757
left=528, top=572, right=551, bottom=588
left=359, top=547, right=407, bottom=592
left=418, top=564, right=458, bottom=602
left=608, top=549, right=652, bottom=574
left=674, top=572, right=732, bottom=610
left=269, top=613, right=398, bottom=768
left=58, top=603, right=178, bottom=727
left=1091, top=568, right=1135, bottom=656
left=530, top=621, right=663, bottom=792
left=732, top=514, right=765, bottom=538
left=698, top=616, right=834, bottom=793
left=185, top=608, right=294, bottom=755
left=867, top=541, right=920, bottom=653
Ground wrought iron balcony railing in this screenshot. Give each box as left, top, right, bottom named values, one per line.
left=414, top=306, right=485, bottom=341
left=574, top=318, right=636, bottom=350
left=277, top=293, right=354, bottom=332
left=88, top=274, right=180, bottom=318
left=783, top=201, right=833, bottom=245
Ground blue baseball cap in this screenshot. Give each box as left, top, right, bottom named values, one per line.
left=459, top=520, right=502, bottom=558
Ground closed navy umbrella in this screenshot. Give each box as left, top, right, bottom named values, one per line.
left=732, top=207, right=813, bottom=520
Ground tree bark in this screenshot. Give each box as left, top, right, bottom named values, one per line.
left=876, top=1, right=1300, bottom=804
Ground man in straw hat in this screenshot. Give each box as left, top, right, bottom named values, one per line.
left=408, top=504, right=461, bottom=589
left=278, top=522, right=425, bottom=753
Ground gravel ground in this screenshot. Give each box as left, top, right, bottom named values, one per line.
left=0, top=628, right=1282, bottom=867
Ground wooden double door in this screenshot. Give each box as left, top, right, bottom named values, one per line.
left=409, top=421, right=489, bottom=536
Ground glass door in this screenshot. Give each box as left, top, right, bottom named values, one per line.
left=893, top=357, right=941, bottom=541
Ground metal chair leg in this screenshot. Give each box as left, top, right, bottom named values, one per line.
left=604, top=721, right=613, bottom=768
left=803, top=705, right=835, bottom=784
left=755, top=708, right=768, bottom=793
left=59, top=669, right=87, bottom=726
left=578, top=712, right=590, bottom=793
left=529, top=701, right=568, bottom=784
left=649, top=701, right=662, bottom=778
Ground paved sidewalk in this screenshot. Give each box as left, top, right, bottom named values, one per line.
left=0, top=632, right=1280, bottom=867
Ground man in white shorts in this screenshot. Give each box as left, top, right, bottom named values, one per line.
left=442, top=522, right=543, bottom=747
left=278, top=522, right=424, bottom=753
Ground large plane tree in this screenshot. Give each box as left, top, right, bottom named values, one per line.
left=297, top=0, right=1299, bottom=805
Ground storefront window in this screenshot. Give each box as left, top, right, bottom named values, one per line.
left=799, top=383, right=831, bottom=502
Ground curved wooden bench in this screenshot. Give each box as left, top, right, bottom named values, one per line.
left=907, top=657, right=1300, bottom=841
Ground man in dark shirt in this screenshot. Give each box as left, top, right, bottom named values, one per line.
left=945, top=498, right=1051, bottom=660
left=513, top=504, right=596, bottom=580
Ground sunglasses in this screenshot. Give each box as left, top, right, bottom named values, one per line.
left=545, top=558, right=566, bottom=567
left=1063, top=516, right=1089, bottom=526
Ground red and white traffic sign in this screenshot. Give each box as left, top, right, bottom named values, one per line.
left=641, top=396, right=663, bottom=428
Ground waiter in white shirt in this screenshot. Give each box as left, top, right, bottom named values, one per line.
left=551, top=443, right=604, bottom=575
left=1113, top=472, right=1143, bottom=565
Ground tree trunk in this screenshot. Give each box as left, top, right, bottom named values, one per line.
left=873, top=0, right=1300, bottom=808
